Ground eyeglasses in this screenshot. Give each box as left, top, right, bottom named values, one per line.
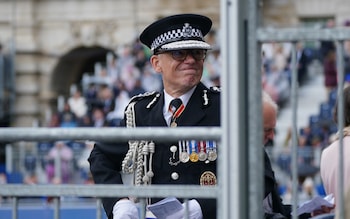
left=156, top=49, right=207, bottom=61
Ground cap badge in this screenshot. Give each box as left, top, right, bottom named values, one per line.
left=182, top=23, right=193, bottom=38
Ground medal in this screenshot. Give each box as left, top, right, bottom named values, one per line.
left=198, top=151, right=207, bottom=161
left=189, top=152, right=199, bottom=162
left=179, top=141, right=189, bottom=163
left=189, top=140, right=198, bottom=162
left=200, top=171, right=217, bottom=186
left=207, top=141, right=217, bottom=161
left=208, top=151, right=217, bottom=161
left=198, top=141, right=207, bottom=161
left=169, top=99, right=184, bottom=127
left=180, top=152, right=190, bottom=163
left=170, top=121, right=177, bottom=127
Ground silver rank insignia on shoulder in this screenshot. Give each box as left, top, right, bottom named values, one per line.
left=202, top=90, right=209, bottom=106
left=210, top=86, right=221, bottom=92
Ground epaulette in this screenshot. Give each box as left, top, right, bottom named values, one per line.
left=128, top=91, right=161, bottom=109
left=210, top=86, right=221, bottom=93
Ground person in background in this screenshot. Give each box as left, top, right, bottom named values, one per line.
left=45, top=141, right=74, bottom=184
left=323, top=49, right=338, bottom=98
left=321, top=85, right=350, bottom=205
left=77, top=141, right=94, bottom=182
left=89, top=13, right=220, bottom=219
left=262, top=91, right=333, bottom=218
left=67, top=89, right=88, bottom=119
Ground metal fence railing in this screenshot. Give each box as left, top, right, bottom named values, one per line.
left=0, top=127, right=222, bottom=219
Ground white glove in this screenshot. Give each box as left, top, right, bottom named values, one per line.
left=113, top=199, right=139, bottom=219
left=166, top=199, right=203, bottom=219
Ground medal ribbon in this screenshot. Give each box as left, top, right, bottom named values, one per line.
left=169, top=98, right=185, bottom=124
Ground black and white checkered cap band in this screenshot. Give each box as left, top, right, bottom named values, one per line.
left=151, top=25, right=205, bottom=51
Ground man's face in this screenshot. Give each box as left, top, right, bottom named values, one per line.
left=151, top=49, right=205, bottom=96
left=263, top=103, right=277, bottom=145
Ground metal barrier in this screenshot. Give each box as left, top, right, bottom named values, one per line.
left=255, top=26, right=349, bottom=219
left=1, top=0, right=350, bottom=219
left=0, top=127, right=223, bottom=219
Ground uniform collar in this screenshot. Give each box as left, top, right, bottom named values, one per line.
left=163, top=86, right=196, bottom=115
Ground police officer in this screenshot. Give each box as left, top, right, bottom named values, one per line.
left=88, top=14, right=220, bottom=219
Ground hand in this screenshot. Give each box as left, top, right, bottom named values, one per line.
left=113, top=199, right=139, bottom=219
left=311, top=205, right=335, bottom=217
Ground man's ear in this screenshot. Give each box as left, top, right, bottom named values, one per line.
left=150, top=55, right=162, bottom=73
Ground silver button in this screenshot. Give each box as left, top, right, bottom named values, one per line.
left=171, top=172, right=179, bottom=180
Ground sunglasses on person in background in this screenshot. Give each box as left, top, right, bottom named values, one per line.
left=156, top=49, right=207, bottom=61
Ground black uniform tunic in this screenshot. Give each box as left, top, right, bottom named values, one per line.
left=89, top=82, right=221, bottom=219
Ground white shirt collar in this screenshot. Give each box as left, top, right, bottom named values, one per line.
left=163, top=86, right=196, bottom=125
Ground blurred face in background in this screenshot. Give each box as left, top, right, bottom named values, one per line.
left=263, top=102, right=277, bottom=145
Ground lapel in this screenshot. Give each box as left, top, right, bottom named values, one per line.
left=177, top=83, right=206, bottom=126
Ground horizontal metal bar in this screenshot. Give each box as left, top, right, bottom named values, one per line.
left=257, top=27, right=350, bottom=42
left=0, top=127, right=221, bottom=142
left=0, top=184, right=218, bottom=199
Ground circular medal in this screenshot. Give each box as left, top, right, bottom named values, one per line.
left=170, top=122, right=177, bottom=127
left=200, top=171, right=217, bottom=186
left=198, top=151, right=207, bottom=161
left=180, top=152, right=189, bottom=163
left=208, top=150, right=217, bottom=161
left=189, top=152, right=199, bottom=162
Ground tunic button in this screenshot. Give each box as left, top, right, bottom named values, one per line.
left=171, top=172, right=179, bottom=180
left=170, top=145, right=177, bottom=153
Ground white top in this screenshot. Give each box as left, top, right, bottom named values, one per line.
left=320, top=135, right=350, bottom=204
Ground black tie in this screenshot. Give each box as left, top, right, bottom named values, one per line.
left=169, top=98, right=184, bottom=127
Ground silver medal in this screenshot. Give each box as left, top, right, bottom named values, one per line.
left=198, top=151, right=207, bottom=161
left=180, top=152, right=190, bottom=163
left=208, top=150, right=217, bottom=161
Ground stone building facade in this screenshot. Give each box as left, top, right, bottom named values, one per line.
left=0, top=0, right=349, bottom=127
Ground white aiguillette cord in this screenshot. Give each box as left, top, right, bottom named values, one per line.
left=121, top=102, right=155, bottom=187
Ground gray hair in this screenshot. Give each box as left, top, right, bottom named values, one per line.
left=262, top=91, right=278, bottom=112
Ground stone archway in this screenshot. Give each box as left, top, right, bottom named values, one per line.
left=51, top=46, right=114, bottom=98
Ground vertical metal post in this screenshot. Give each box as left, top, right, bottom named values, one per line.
left=290, top=42, right=299, bottom=219
left=139, top=198, right=146, bottom=219
left=96, top=198, right=102, bottom=219
left=247, top=0, right=264, bottom=217
left=336, top=40, right=345, bottom=219
left=220, top=0, right=247, bottom=218
left=0, top=50, right=4, bottom=119
left=54, top=197, right=60, bottom=219
left=54, top=145, right=62, bottom=182
left=183, top=198, right=189, bottom=219
left=12, top=197, right=18, bottom=219
left=6, top=144, right=13, bottom=173
left=19, top=142, right=25, bottom=173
